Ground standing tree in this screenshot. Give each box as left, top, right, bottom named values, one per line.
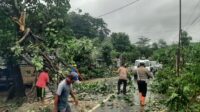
left=158, top=39, right=167, bottom=48
left=68, top=12, right=110, bottom=40
left=152, top=42, right=159, bottom=50
left=101, top=45, right=112, bottom=66
left=0, top=0, right=71, bottom=98
left=136, top=36, right=152, bottom=58
left=180, top=31, right=192, bottom=66
left=111, top=32, right=131, bottom=52
left=0, top=0, right=28, bottom=98
left=123, top=44, right=140, bottom=63
left=136, top=36, right=151, bottom=48
left=181, top=31, right=192, bottom=46
left=111, top=32, right=132, bottom=64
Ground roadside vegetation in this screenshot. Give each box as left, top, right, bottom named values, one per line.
left=152, top=41, right=200, bottom=111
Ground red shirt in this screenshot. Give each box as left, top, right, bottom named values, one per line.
left=36, top=71, right=49, bottom=88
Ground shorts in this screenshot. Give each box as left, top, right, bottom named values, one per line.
left=36, top=86, right=45, bottom=98
left=137, top=80, right=147, bottom=97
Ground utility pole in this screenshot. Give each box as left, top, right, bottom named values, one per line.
left=177, top=0, right=182, bottom=76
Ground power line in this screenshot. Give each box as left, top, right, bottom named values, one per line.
left=185, top=0, right=200, bottom=27
left=186, top=0, right=200, bottom=30
left=98, top=0, right=140, bottom=17
left=186, top=13, right=200, bottom=30
left=190, top=14, right=200, bottom=25
left=196, top=17, right=200, bottom=24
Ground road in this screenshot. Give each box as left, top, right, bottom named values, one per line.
left=90, top=79, right=154, bottom=112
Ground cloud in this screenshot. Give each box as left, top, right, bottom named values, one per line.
left=70, top=0, right=200, bottom=43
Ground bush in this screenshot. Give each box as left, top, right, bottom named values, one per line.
left=79, top=66, right=115, bottom=80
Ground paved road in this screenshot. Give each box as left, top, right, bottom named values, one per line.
left=94, top=79, right=153, bottom=112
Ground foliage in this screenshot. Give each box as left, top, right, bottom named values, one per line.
left=152, top=67, right=175, bottom=94
left=31, top=55, right=44, bottom=71
left=110, top=32, right=141, bottom=64
left=68, top=12, right=110, bottom=40
left=181, top=31, right=192, bottom=47
left=136, top=37, right=152, bottom=58
left=101, top=45, right=112, bottom=66
left=136, top=36, right=150, bottom=48
left=151, top=42, right=159, bottom=51
left=153, top=67, right=200, bottom=111
left=57, top=38, right=95, bottom=65
left=0, top=0, right=111, bottom=83
left=158, top=39, right=167, bottom=48
left=152, top=42, right=200, bottom=112
left=74, top=80, right=115, bottom=95
left=111, top=32, right=131, bottom=52
left=0, top=11, right=17, bottom=61
left=79, top=66, right=116, bottom=80
left=152, top=45, right=177, bottom=66
left=0, top=0, right=72, bottom=66
left=122, top=45, right=140, bottom=64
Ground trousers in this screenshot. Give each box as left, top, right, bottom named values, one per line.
left=118, top=79, right=127, bottom=94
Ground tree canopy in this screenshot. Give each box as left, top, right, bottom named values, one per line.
left=68, top=12, right=110, bottom=40
left=111, top=32, right=131, bottom=52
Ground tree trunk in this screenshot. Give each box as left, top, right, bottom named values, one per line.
left=14, top=64, right=26, bottom=97
left=7, top=64, right=26, bottom=99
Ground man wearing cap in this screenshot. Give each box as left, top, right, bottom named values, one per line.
left=54, top=73, right=79, bottom=112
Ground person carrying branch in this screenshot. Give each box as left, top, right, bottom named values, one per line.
left=134, top=62, right=153, bottom=106
left=54, top=72, right=79, bottom=112
left=117, top=63, right=128, bottom=95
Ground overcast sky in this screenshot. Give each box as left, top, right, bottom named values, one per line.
left=70, top=0, right=200, bottom=44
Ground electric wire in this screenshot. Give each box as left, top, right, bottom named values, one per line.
left=185, top=0, right=200, bottom=30
left=185, top=0, right=200, bottom=27
left=98, top=0, right=140, bottom=17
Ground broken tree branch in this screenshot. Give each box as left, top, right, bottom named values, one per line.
left=21, top=54, right=33, bottom=65
left=40, top=52, right=58, bottom=72
left=31, top=33, right=44, bottom=42
left=17, top=28, right=31, bottom=44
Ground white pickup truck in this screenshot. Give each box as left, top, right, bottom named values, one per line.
left=134, top=59, right=151, bottom=72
